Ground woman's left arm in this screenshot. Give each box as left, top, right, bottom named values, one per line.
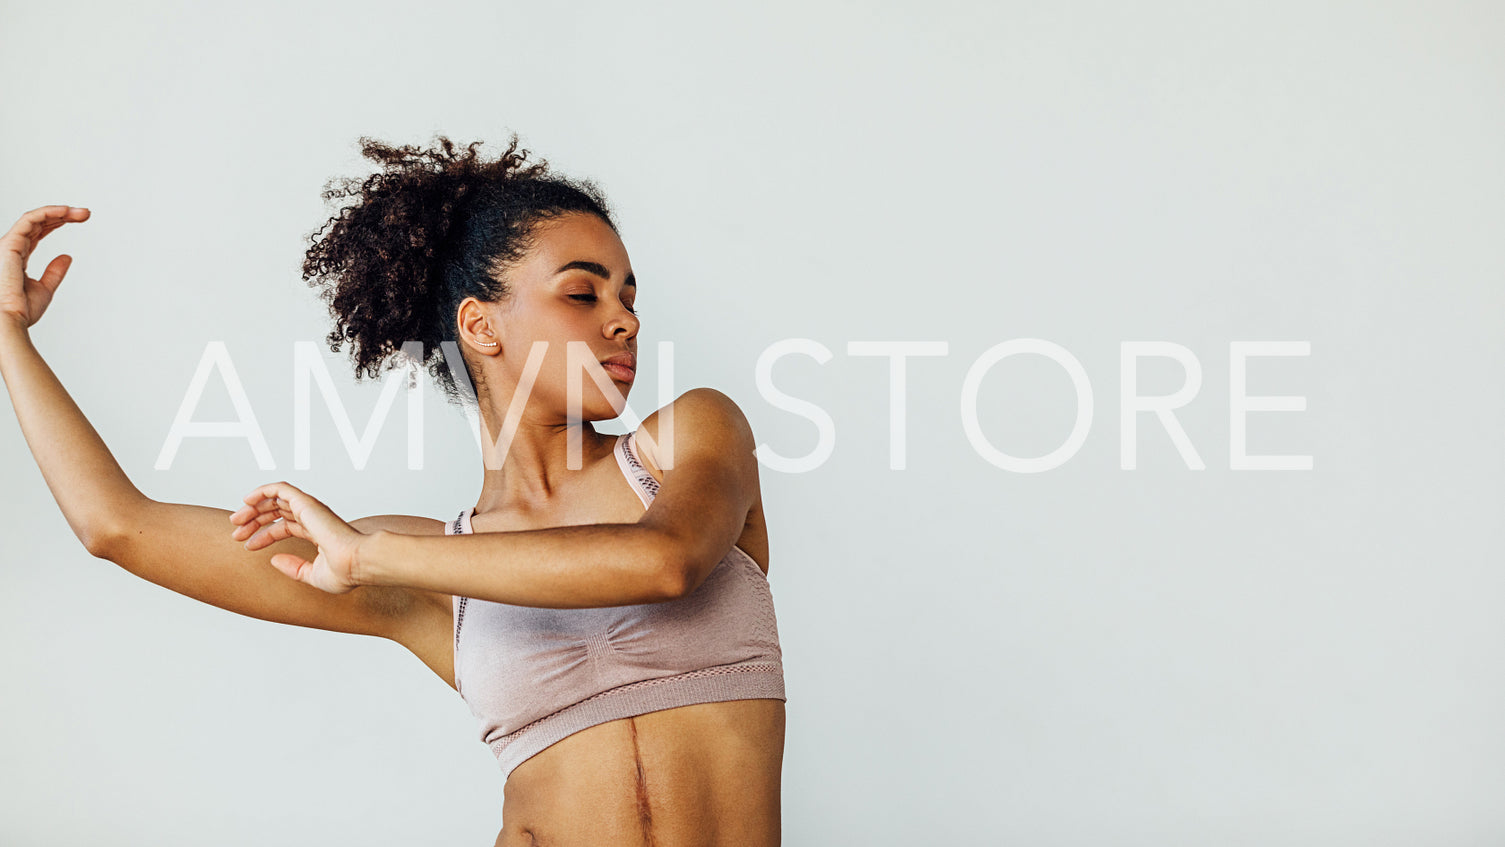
left=237, top=389, right=759, bottom=609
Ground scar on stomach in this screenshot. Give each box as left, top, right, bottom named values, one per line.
left=629, top=716, right=657, bottom=846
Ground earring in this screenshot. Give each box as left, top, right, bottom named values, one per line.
left=477, top=340, right=498, bottom=348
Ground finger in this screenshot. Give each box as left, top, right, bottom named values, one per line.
left=236, top=497, right=291, bottom=521
left=244, top=518, right=303, bottom=551
left=241, top=481, right=306, bottom=507
left=10, top=205, right=89, bottom=232
left=240, top=485, right=280, bottom=507
left=231, top=506, right=284, bottom=529
left=2, top=207, right=72, bottom=244
left=35, top=254, right=72, bottom=294
left=229, top=502, right=279, bottom=533
left=1, top=206, right=89, bottom=258
left=267, top=552, right=311, bottom=583
left=231, top=507, right=290, bottom=542
left=248, top=517, right=304, bottom=550
left=228, top=503, right=268, bottom=527
left=235, top=493, right=302, bottom=528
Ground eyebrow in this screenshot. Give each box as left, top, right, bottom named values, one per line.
left=553, top=260, right=636, bottom=288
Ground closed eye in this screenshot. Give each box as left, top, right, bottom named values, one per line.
left=570, top=293, right=639, bottom=316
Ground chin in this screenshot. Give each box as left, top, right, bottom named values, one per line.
left=579, top=392, right=630, bottom=421
left=601, top=393, right=631, bottom=418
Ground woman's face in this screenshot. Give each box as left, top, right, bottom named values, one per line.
left=467, top=211, right=640, bottom=423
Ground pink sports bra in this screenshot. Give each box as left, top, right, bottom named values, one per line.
left=446, top=429, right=787, bottom=783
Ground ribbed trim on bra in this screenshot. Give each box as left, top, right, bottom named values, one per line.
left=490, top=662, right=786, bottom=783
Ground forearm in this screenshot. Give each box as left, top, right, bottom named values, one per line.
left=0, top=323, right=145, bottom=552
left=355, top=522, right=685, bottom=609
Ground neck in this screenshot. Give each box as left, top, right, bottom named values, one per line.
left=472, top=415, right=613, bottom=511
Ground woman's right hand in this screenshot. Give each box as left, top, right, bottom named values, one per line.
left=1, top=205, right=91, bottom=331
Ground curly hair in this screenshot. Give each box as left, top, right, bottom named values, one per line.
left=301, top=132, right=617, bottom=406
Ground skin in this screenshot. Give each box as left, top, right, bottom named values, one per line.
left=0, top=205, right=785, bottom=846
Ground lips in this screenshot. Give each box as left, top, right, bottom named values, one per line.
left=601, top=352, right=636, bottom=380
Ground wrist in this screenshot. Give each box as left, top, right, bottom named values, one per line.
left=0, top=316, right=31, bottom=342
left=352, top=529, right=390, bottom=587
left=0, top=320, right=34, bottom=360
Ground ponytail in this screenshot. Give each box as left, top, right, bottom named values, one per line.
left=302, top=132, right=615, bottom=406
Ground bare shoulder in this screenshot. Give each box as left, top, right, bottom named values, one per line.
left=633, top=387, right=757, bottom=482
left=632, top=388, right=771, bottom=578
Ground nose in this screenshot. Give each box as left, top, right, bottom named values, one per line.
left=607, top=305, right=639, bottom=339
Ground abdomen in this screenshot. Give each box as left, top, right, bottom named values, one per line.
left=498, top=699, right=786, bottom=847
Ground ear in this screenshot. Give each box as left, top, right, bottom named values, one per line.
left=457, top=297, right=502, bottom=352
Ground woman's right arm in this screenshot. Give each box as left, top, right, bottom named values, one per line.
left=0, top=206, right=424, bottom=640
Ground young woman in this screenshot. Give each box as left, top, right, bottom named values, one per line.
left=0, top=135, right=787, bottom=846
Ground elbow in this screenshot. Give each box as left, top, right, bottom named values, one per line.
left=81, top=521, right=124, bottom=561
left=81, top=497, right=150, bottom=561
left=657, top=555, right=723, bottom=602
left=646, top=531, right=702, bottom=602
left=652, top=558, right=693, bottom=602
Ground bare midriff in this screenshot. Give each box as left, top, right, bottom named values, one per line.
left=492, top=698, right=786, bottom=847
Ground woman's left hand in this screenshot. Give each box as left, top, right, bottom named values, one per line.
left=229, top=481, right=365, bottom=594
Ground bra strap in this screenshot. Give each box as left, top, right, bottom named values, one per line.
left=449, top=507, right=471, bottom=661
left=616, top=431, right=660, bottom=507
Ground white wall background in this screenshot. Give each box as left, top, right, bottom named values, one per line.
left=2, top=1, right=1502, bottom=844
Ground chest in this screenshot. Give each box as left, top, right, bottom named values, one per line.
left=453, top=547, right=778, bottom=699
